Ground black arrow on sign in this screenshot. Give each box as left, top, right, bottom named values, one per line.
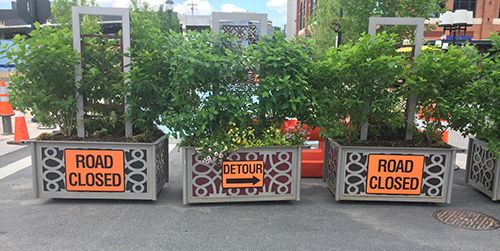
left=226, top=176, right=260, bottom=185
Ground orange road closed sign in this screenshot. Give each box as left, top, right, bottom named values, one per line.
left=65, top=149, right=125, bottom=192
left=366, top=154, right=424, bottom=195
left=222, top=161, right=264, bottom=189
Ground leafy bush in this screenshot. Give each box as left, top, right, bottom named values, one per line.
left=129, top=31, right=314, bottom=158
left=450, top=34, right=499, bottom=152
left=246, top=33, right=316, bottom=130
left=3, top=1, right=181, bottom=140
left=312, top=32, right=406, bottom=144
left=407, top=45, right=486, bottom=146
left=4, top=25, right=78, bottom=136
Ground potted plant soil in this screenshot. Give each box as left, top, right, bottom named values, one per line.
left=460, top=34, right=500, bottom=201
left=3, top=5, right=170, bottom=201
left=133, top=31, right=314, bottom=204
left=314, top=33, right=481, bottom=203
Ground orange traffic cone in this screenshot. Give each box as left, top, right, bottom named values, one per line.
left=0, top=80, right=14, bottom=116
left=7, top=112, right=30, bottom=144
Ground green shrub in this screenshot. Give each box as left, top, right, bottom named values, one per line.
left=312, top=32, right=406, bottom=144
left=128, top=31, right=315, bottom=159
left=4, top=25, right=79, bottom=136
left=451, top=34, right=499, bottom=152
left=407, top=45, right=486, bottom=146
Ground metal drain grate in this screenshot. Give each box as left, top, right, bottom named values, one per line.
left=433, top=209, right=500, bottom=231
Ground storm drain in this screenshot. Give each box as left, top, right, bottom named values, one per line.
left=433, top=209, right=500, bottom=231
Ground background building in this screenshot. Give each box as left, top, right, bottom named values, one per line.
left=0, top=0, right=51, bottom=39
left=178, top=12, right=275, bottom=44
left=426, top=0, right=500, bottom=40
left=293, top=0, right=316, bottom=37
left=287, top=0, right=500, bottom=41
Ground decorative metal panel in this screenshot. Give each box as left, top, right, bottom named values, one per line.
left=468, top=140, right=497, bottom=193
left=124, top=149, right=148, bottom=193
left=190, top=150, right=295, bottom=198
left=155, top=139, right=168, bottom=191
left=41, top=147, right=65, bottom=192
left=325, top=140, right=339, bottom=193
left=221, top=24, right=258, bottom=44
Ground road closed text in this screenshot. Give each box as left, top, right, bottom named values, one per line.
left=366, top=154, right=425, bottom=195
left=65, top=149, right=125, bottom=192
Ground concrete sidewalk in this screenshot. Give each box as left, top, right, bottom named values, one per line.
left=0, top=113, right=55, bottom=156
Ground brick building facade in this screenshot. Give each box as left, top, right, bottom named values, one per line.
left=426, top=0, right=500, bottom=40
left=288, top=0, right=500, bottom=40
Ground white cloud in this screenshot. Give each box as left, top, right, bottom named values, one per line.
left=266, top=0, right=286, bottom=13
left=220, top=3, right=246, bottom=13
left=173, top=0, right=213, bottom=15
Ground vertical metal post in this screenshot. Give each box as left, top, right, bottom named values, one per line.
left=405, top=20, right=424, bottom=140
left=1, top=116, right=13, bottom=135
left=122, top=9, right=133, bottom=137
left=72, top=8, right=85, bottom=138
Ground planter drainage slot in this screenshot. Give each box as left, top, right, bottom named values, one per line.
left=433, top=209, right=500, bottom=231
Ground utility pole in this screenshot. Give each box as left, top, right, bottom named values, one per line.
left=187, top=1, right=197, bottom=15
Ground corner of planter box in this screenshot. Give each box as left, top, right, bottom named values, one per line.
left=465, top=137, right=499, bottom=201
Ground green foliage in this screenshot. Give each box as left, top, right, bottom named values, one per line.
left=130, top=0, right=182, bottom=33
left=129, top=31, right=314, bottom=157
left=2, top=1, right=182, bottom=139
left=312, top=0, right=446, bottom=50
left=191, top=122, right=308, bottom=164
left=247, top=33, right=316, bottom=130
left=3, top=25, right=78, bottom=136
left=450, top=34, right=499, bottom=153
left=407, top=45, right=486, bottom=146
left=80, top=36, right=125, bottom=137
left=313, top=33, right=406, bottom=143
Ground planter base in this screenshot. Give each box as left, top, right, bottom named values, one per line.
left=324, top=138, right=456, bottom=203
left=31, top=136, right=169, bottom=201
left=182, top=146, right=301, bottom=204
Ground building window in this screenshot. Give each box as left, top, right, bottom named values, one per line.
left=310, top=0, right=315, bottom=16
left=453, top=0, right=477, bottom=12
left=299, top=2, right=305, bottom=30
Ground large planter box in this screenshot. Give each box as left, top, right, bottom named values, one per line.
left=465, top=138, right=499, bottom=201
left=182, top=146, right=301, bottom=204
left=31, top=136, right=169, bottom=201
left=323, top=138, right=456, bottom=203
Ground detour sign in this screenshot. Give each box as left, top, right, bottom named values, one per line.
left=222, top=161, right=264, bottom=189
left=65, top=149, right=124, bottom=192
left=366, top=154, right=424, bottom=195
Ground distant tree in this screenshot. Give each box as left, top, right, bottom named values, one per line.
left=311, top=0, right=446, bottom=50
left=131, top=0, right=182, bottom=33
left=51, top=0, right=97, bottom=25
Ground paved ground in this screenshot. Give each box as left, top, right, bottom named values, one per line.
left=0, top=113, right=54, bottom=156
left=0, top=144, right=498, bottom=251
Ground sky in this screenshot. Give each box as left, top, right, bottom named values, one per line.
left=0, top=0, right=288, bottom=27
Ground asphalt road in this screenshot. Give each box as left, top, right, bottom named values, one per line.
left=0, top=146, right=498, bottom=251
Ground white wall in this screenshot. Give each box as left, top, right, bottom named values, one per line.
left=286, top=0, right=297, bottom=39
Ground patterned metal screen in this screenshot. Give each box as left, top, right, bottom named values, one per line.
left=221, top=24, right=258, bottom=45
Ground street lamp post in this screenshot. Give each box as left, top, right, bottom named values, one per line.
left=165, top=0, right=174, bottom=31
